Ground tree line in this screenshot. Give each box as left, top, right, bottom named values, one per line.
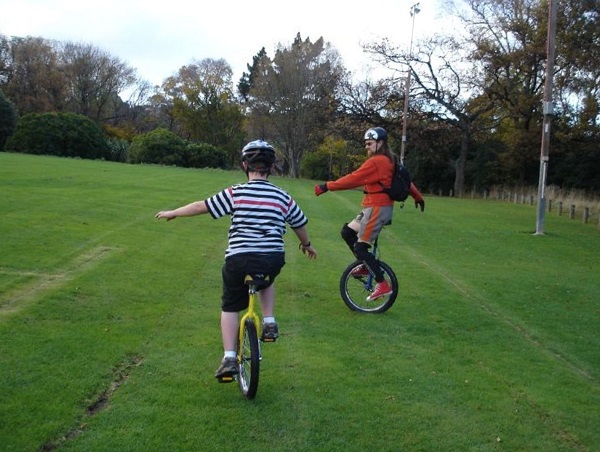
left=0, top=0, right=598, bottom=195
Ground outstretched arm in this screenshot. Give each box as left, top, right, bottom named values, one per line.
left=292, top=225, right=317, bottom=259
left=409, top=183, right=425, bottom=212
left=155, top=201, right=208, bottom=221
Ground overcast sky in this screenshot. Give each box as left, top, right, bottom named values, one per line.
left=1, top=0, right=449, bottom=89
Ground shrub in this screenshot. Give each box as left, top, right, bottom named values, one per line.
left=5, top=112, right=109, bottom=159
left=301, top=152, right=330, bottom=180
left=128, top=128, right=186, bottom=165
left=106, top=137, right=130, bottom=162
left=184, top=142, right=228, bottom=169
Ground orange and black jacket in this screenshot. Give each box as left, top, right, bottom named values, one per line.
left=325, top=155, right=423, bottom=206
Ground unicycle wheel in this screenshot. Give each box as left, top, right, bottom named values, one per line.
left=237, top=318, right=260, bottom=399
left=340, top=260, right=398, bottom=313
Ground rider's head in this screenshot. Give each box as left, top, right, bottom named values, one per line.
left=364, top=127, right=390, bottom=156
left=364, top=127, right=388, bottom=142
left=241, top=140, right=276, bottom=176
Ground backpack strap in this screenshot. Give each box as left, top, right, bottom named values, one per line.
left=363, top=184, right=391, bottom=196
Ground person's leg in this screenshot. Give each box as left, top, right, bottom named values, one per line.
left=216, top=309, right=240, bottom=379
left=354, top=241, right=384, bottom=281
left=259, top=284, right=279, bottom=340
left=347, top=219, right=361, bottom=231
left=343, top=217, right=372, bottom=276
left=221, top=257, right=246, bottom=353
left=341, top=221, right=359, bottom=255
left=259, top=284, right=278, bottom=340
left=355, top=206, right=392, bottom=282
left=355, top=206, right=394, bottom=300
left=216, top=257, right=246, bottom=378
left=220, top=311, right=239, bottom=352
left=255, top=254, right=284, bottom=341
left=259, top=283, right=275, bottom=317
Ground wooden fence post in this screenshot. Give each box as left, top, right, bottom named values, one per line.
left=570, top=204, right=576, bottom=219
left=583, top=207, right=589, bottom=223
left=548, top=199, right=552, bottom=212
left=558, top=201, right=563, bottom=216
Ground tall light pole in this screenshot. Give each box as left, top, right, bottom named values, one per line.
left=535, top=0, right=557, bottom=235
left=400, top=2, right=420, bottom=164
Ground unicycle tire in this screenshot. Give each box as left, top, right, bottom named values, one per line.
left=340, top=260, right=398, bottom=313
left=238, top=318, right=260, bottom=399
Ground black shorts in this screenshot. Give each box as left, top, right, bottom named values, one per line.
left=221, top=252, right=285, bottom=312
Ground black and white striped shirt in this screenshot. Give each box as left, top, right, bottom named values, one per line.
left=205, top=179, right=308, bottom=257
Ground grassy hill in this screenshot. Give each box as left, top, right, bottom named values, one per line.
left=1, top=152, right=599, bottom=451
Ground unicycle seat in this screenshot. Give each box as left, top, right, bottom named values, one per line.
left=244, top=274, right=270, bottom=290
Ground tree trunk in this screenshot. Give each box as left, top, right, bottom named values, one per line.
left=453, top=133, right=469, bottom=196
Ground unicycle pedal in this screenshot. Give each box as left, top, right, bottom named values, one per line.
left=217, top=375, right=236, bottom=383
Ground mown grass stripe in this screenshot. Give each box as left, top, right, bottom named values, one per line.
left=0, top=246, right=118, bottom=317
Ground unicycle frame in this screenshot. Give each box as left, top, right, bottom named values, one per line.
left=236, top=274, right=266, bottom=399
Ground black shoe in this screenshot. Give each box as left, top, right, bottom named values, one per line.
left=215, top=357, right=238, bottom=381
left=261, top=322, right=279, bottom=342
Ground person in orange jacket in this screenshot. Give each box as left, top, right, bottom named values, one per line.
left=314, top=127, right=424, bottom=301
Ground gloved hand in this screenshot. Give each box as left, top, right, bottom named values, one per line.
left=314, top=183, right=328, bottom=196
left=415, top=199, right=425, bottom=212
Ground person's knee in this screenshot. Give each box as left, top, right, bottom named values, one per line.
left=340, top=223, right=356, bottom=241
left=341, top=224, right=358, bottom=252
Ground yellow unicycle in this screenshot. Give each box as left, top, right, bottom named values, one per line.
left=236, top=274, right=271, bottom=399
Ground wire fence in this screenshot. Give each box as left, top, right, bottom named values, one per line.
left=441, top=186, right=600, bottom=227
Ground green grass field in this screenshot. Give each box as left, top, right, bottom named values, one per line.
left=1, top=152, right=599, bottom=451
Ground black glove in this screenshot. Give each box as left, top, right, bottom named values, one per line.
left=314, top=184, right=329, bottom=196
left=415, top=199, right=425, bottom=212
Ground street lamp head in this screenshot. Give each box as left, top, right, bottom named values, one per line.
left=410, top=3, right=421, bottom=16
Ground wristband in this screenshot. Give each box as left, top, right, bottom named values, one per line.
left=299, top=241, right=311, bottom=248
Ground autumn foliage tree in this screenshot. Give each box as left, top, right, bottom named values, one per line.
left=159, top=58, right=245, bottom=166
left=244, top=33, right=345, bottom=177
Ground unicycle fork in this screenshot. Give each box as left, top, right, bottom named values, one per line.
left=235, top=274, right=268, bottom=399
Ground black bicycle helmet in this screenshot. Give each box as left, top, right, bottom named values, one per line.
left=364, top=127, right=388, bottom=141
left=241, top=140, right=276, bottom=166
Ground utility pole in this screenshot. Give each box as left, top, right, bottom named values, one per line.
left=400, top=2, right=420, bottom=164
left=535, top=0, right=558, bottom=235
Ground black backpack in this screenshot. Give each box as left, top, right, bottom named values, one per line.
left=381, top=161, right=411, bottom=202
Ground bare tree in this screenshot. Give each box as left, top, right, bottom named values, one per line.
left=365, top=32, right=495, bottom=195
left=60, top=42, right=137, bottom=123
left=0, top=36, right=66, bottom=114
